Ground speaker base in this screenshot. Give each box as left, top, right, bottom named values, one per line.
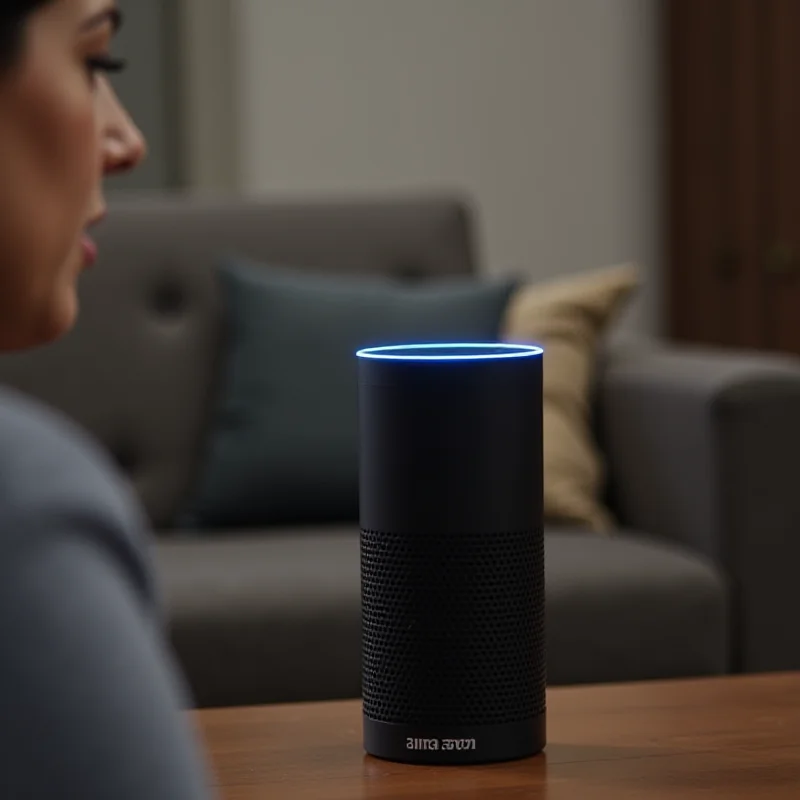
left=363, top=713, right=546, bottom=765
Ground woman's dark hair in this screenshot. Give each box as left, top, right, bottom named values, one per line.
left=0, top=1, right=53, bottom=71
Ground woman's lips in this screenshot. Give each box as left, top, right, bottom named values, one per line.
left=81, top=234, right=98, bottom=267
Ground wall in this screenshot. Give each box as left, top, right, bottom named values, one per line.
left=177, top=0, right=240, bottom=192
left=231, top=0, right=662, bottom=333
left=108, top=0, right=182, bottom=192
left=109, top=0, right=239, bottom=193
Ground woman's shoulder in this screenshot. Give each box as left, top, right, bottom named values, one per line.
left=0, top=386, right=154, bottom=598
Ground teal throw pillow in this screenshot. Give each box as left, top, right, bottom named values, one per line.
left=180, top=258, right=517, bottom=528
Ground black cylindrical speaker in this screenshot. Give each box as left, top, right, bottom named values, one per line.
left=357, top=342, right=546, bottom=766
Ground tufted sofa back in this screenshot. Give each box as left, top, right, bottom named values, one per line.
left=0, top=194, right=478, bottom=531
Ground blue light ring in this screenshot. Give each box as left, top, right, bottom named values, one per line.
left=356, top=342, right=543, bottom=362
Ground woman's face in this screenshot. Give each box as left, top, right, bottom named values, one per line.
left=0, top=0, right=145, bottom=352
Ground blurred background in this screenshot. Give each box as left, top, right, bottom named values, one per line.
left=5, top=0, right=797, bottom=704
left=109, top=0, right=800, bottom=360
left=109, top=0, right=662, bottom=335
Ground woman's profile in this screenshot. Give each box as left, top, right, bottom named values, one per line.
left=0, top=2, right=213, bottom=796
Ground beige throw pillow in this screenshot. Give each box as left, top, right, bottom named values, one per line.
left=500, top=264, right=639, bottom=532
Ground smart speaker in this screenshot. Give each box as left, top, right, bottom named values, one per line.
left=356, top=342, right=546, bottom=765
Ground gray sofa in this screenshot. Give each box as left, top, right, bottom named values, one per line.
left=1, top=194, right=799, bottom=708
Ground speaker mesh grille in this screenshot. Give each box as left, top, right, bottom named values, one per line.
left=361, top=527, right=546, bottom=726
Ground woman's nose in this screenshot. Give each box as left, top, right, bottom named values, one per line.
left=104, top=119, right=147, bottom=176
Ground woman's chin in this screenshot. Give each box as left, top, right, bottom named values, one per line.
left=43, top=289, right=80, bottom=344
left=1, top=289, right=79, bottom=353
left=0, top=232, right=90, bottom=351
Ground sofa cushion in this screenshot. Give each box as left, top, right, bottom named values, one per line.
left=544, top=530, right=728, bottom=684
left=156, top=527, right=728, bottom=707
left=179, top=259, right=516, bottom=528
left=157, top=528, right=363, bottom=708
left=501, top=264, right=640, bottom=531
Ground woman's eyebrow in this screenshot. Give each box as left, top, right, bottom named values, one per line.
left=80, top=7, right=124, bottom=34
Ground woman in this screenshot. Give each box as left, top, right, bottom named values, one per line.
left=0, top=1, right=214, bottom=797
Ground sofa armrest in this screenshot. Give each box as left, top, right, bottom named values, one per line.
left=597, top=340, right=800, bottom=673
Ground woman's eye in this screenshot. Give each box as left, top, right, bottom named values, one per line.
left=86, top=55, right=127, bottom=77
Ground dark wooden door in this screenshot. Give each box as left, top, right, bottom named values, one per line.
left=763, top=0, right=800, bottom=354
left=666, top=0, right=800, bottom=355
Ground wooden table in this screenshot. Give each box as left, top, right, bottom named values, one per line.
left=196, top=672, right=800, bottom=798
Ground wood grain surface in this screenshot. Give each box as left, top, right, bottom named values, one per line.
left=196, top=672, right=800, bottom=799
